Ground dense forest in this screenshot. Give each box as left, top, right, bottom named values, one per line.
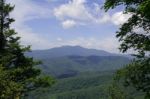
left=25, top=71, right=144, bottom=99
left=26, top=71, right=113, bottom=99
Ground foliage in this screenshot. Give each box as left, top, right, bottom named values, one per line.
left=115, top=59, right=150, bottom=98
left=0, top=0, right=55, bottom=98
left=104, top=0, right=150, bottom=56
left=37, top=55, right=130, bottom=78
left=108, top=80, right=144, bottom=99
left=108, top=84, right=128, bottom=99
left=103, top=0, right=150, bottom=98
left=0, top=65, right=23, bottom=98
left=25, top=71, right=113, bottom=99
left=26, top=71, right=143, bottom=99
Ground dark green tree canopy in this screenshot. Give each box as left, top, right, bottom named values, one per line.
left=0, top=0, right=55, bottom=98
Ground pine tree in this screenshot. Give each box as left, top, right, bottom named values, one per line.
left=0, top=0, right=55, bottom=99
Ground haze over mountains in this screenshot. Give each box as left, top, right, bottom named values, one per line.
left=27, top=46, right=132, bottom=99
left=27, top=46, right=122, bottom=59
left=27, top=46, right=130, bottom=78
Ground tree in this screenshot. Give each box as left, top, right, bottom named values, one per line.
left=103, top=0, right=150, bottom=98
left=108, top=83, right=128, bottom=99
left=0, top=0, right=55, bottom=99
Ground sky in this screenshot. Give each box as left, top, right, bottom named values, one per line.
left=8, top=0, right=131, bottom=53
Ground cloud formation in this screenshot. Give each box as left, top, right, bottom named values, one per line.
left=111, top=12, right=131, bottom=25
left=7, top=0, right=125, bottom=53
left=53, top=0, right=131, bottom=28
left=8, top=0, right=52, bottom=49
left=62, top=20, right=77, bottom=29
left=52, top=37, right=120, bottom=53
left=54, top=0, right=92, bottom=21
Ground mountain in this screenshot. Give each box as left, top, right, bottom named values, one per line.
left=26, top=46, right=131, bottom=78
left=26, top=46, right=134, bottom=99
left=27, top=71, right=142, bottom=99
left=38, top=55, right=130, bottom=78
left=27, top=71, right=114, bottom=99
left=27, top=46, right=119, bottom=59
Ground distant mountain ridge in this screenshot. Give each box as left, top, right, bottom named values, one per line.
left=27, top=46, right=120, bottom=59
left=40, top=55, right=130, bottom=78
left=26, top=46, right=131, bottom=78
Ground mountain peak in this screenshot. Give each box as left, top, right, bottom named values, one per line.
left=56, top=45, right=84, bottom=49
left=27, top=45, right=119, bottom=59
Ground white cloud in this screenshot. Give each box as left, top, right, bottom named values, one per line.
left=18, top=36, right=119, bottom=53
left=16, top=26, right=51, bottom=49
left=53, top=0, right=132, bottom=28
left=46, top=0, right=57, bottom=2
left=57, top=37, right=63, bottom=41
left=54, top=0, right=92, bottom=21
left=9, top=0, right=52, bottom=27
left=95, top=11, right=132, bottom=25
left=111, top=12, right=132, bottom=25
left=7, top=0, right=52, bottom=49
left=54, top=0, right=105, bottom=28
left=62, top=20, right=77, bottom=29
left=6, top=0, right=127, bottom=53
left=95, top=14, right=110, bottom=24
left=48, top=37, right=120, bottom=53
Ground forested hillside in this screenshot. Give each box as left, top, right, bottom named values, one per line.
left=26, top=71, right=113, bottom=99
left=27, top=46, right=116, bottom=59
left=39, top=55, right=130, bottom=77
left=24, top=46, right=133, bottom=99
left=26, top=71, right=143, bottom=99
left=27, top=46, right=130, bottom=78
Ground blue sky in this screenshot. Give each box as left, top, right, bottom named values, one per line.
left=8, top=0, right=131, bottom=53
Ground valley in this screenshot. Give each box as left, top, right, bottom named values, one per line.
left=25, top=46, right=134, bottom=99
